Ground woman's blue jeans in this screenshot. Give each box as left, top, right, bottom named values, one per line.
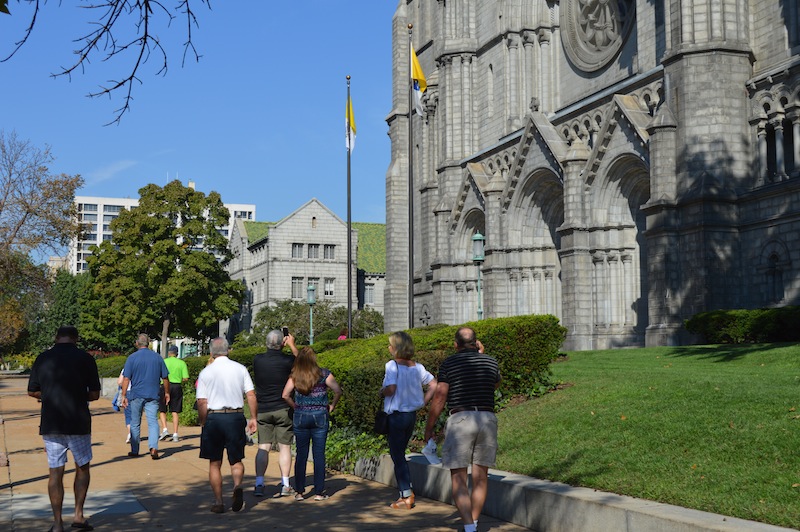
left=293, top=411, right=329, bottom=495
left=129, top=397, right=159, bottom=455
left=388, top=410, right=417, bottom=497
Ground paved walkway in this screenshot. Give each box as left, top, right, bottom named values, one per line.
left=0, top=376, right=528, bottom=531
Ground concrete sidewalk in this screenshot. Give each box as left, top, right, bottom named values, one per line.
left=0, top=376, right=525, bottom=531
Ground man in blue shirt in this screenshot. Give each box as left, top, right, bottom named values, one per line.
left=119, top=333, right=170, bottom=459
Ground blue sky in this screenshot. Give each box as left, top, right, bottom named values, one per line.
left=1, top=1, right=397, bottom=229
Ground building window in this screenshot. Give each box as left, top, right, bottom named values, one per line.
left=324, top=244, right=335, bottom=259
left=103, top=214, right=117, bottom=222
left=82, top=213, right=97, bottom=222
left=308, top=244, right=320, bottom=259
left=103, top=224, right=111, bottom=232
left=325, top=278, right=335, bottom=297
left=291, top=277, right=304, bottom=299
left=80, top=203, right=98, bottom=212
left=312, top=216, right=317, bottom=228
left=102, top=234, right=113, bottom=241
left=234, top=210, right=253, bottom=220
left=365, top=283, right=374, bottom=305
left=103, top=205, right=123, bottom=213
left=292, top=243, right=304, bottom=258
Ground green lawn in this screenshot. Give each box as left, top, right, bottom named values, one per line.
left=495, top=343, right=800, bottom=528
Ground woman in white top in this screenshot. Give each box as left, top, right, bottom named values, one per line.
left=380, top=331, right=437, bottom=509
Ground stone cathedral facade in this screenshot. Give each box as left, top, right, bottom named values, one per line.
left=384, top=0, right=800, bottom=350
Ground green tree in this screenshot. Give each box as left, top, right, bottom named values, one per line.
left=235, top=299, right=384, bottom=348
left=29, top=270, right=93, bottom=353
left=0, top=130, right=83, bottom=354
left=85, top=180, right=244, bottom=354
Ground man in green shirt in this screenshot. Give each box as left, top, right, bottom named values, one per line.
left=158, top=345, right=190, bottom=442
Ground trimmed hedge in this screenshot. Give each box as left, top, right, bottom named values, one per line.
left=318, top=315, right=567, bottom=433
left=684, top=306, right=800, bottom=343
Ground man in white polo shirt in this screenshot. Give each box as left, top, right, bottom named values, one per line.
left=196, top=337, right=258, bottom=514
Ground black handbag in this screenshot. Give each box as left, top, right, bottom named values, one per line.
left=374, top=360, right=398, bottom=435
left=374, top=409, right=390, bottom=435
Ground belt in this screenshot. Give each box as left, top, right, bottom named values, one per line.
left=449, top=406, right=494, bottom=415
left=208, top=408, right=243, bottom=414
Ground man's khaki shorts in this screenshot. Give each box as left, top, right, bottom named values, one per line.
left=441, top=411, right=498, bottom=469
left=257, top=408, right=294, bottom=446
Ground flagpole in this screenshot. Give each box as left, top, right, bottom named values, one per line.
left=407, top=23, right=415, bottom=330
left=346, top=75, right=353, bottom=339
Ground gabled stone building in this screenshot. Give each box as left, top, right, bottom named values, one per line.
left=385, top=1, right=800, bottom=349
left=223, top=198, right=385, bottom=339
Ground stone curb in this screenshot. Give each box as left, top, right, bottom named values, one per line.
left=354, top=454, right=798, bottom=532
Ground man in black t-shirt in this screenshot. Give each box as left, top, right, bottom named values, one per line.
left=425, top=327, right=501, bottom=532
left=252, top=329, right=298, bottom=497
left=28, top=326, right=101, bottom=532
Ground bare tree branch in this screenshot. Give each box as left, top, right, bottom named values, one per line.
left=3, top=0, right=211, bottom=124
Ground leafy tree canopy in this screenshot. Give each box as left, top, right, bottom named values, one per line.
left=30, top=269, right=93, bottom=353
left=84, top=180, right=244, bottom=353
left=0, top=130, right=82, bottom=352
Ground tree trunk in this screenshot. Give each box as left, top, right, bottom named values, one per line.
left=160, top=317, right=171, bottom=358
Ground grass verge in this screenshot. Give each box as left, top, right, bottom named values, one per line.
left=495, top=343, right=800, bottom=528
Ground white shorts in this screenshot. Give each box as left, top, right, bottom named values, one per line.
left=43, top=434, right=93, bottom=469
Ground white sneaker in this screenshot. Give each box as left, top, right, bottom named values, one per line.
left=125, top=433, right=131, bottom=444
left=159, top=428, right=169, bottom=441
left=172, top=433, right=179, bottom=442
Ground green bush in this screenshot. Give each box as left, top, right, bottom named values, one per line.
left=96, top=355, right=127, bottom=378
left=3, top=352, right=37, bottom=371
left=317, top=315, right=567, bottom=434
left=326, top=426, right=388, bottom=474
left=684, top=306, right=800, bottom=343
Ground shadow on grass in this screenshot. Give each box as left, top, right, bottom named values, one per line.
left=660, top=342, right=797, bottom=362
left=520, top=450, right=610, bottom=488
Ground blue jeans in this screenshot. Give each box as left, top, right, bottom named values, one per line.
left=293, top=410, right=329, bottom=495
left=129, top=397, right=160, bottom=454
left=388, top=411, right=417, bottom=497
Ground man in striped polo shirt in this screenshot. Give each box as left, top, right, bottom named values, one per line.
left=425, top=327, right=501, bottom=532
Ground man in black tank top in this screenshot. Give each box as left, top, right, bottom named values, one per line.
left=425, top=327, right=501, bottom=532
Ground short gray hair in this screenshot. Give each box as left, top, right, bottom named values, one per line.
left=135, top=333, right=150, bottom=348
left=209, top=337, right=229, bottom=356
left=266, top=329, right=284, bottom=350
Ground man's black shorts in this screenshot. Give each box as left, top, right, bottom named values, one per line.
left=158, top=383, right=184, bottom=413
left=199, top=412, right=247, bottom=465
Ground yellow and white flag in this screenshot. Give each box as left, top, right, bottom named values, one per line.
left=346, top=94, right=356, bottom=152
left=411, top=45, right=427, bottom=116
